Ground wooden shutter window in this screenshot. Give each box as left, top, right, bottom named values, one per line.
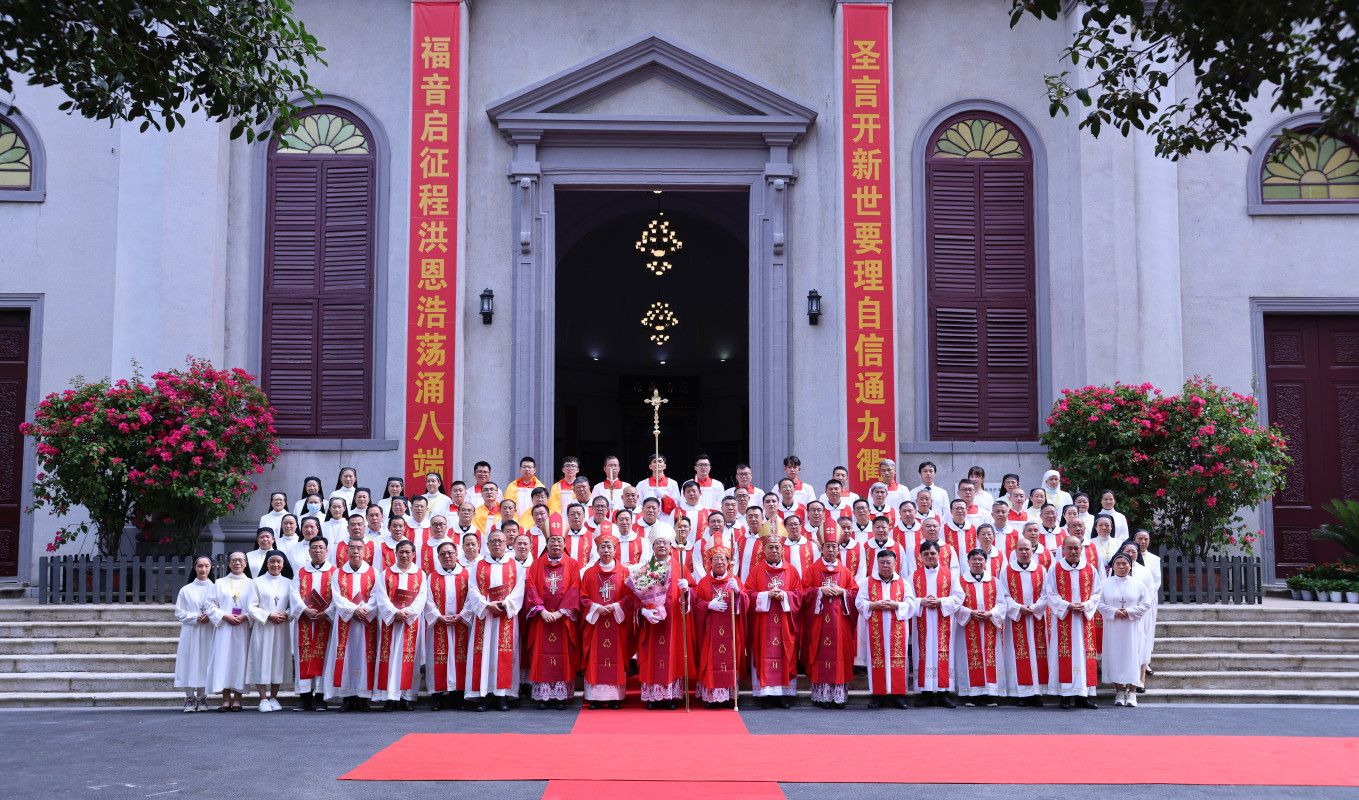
left=262, top=109, right=376, bottom=438
left=926, top=112, right=1037, bottom=440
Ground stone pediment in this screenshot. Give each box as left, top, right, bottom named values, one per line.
left=486, top=33, right=817, bottom=148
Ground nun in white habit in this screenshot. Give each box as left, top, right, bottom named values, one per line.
left=173, top=555, right=217, bottom=711
left=246, top=549, right=295, bottom=712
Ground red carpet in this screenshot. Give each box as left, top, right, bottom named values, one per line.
left=343, top=729, right=1359, bottom=786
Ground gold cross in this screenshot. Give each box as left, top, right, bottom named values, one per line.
left=545, top=572, right=562, bottom=595
left=644, top=388, right=669, bottom=481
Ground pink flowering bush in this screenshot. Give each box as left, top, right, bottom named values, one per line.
left=22, top=358, right=280, bottom=556
left=1042, top=378, right=1290, bottom=559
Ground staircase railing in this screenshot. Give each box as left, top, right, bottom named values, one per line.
left=36, top=555, right=229, bottom=604
left=1157, top=547, right=1263, bottom=605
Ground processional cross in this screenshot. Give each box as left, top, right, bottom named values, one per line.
left=644, top=387, right=668, bottom=483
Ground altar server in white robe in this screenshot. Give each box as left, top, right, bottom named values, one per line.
left=1133, top=529, right=1161, bottom=688
left=462, top=527, right=526, bottom=711
left=952, top=549, right=1007, bottom=705
left=1000, top=538, right=1050, bottom=705
left=207, top=552, right=254, bottom=710
left=1099, top=552, right=1151, bottom=706
left=373, top=539, right=427, bottom=710
left=1044, top=535, right=1103, bottom=708
left=909, top=540, right=964, bottom=707
left=325, top=540, right=379, bottom=711
left=173, top=556, right=217, bottom=711
left=246, top=550, right=294, bottom=711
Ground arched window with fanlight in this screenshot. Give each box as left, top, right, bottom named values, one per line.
left=1260, top=128, right=1359, bottom=203
left=924, top=112, right=1037, bottom=440
left=0, top=113, right=44, bottom=202
left=262, top=108, right=377, bottom=437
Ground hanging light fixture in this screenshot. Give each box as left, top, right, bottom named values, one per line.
left=641, top=301, right=679, bottom=345
left=635, top=191, right=683, bottom=276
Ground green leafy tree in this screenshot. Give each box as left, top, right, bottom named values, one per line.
left=1010, top=1, right=1359, bottom=158
left=1311, top=499, right=1359, bottom=561
left=0, top=0, right=325, bottom=140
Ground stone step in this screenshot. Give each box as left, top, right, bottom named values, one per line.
left=0, top=654, right=177, bottom=674
left=1150, top=653, right=1359, bottom=672
left=0, top=672, right=183, bottom=693
left=1152, top=637, right=1354, bottom=655
left=1157, top=605, right=1359, bottom=623
left=0, top=605, right=175, bottom=622
left=0, top=621, right=181, bottom=639
left=0, top=692, right=225, bottom=709
left=1154, top=621, right=1359, bottom=639
left=0, top=637, right=179, bottom=655
left=1150, top=670, right=1359, bottom=691
left=1131, top=688, right=1359, bottom=705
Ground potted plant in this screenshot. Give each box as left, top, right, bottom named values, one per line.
left=1346, top=581, right=1359, bottom=604
left=1326, top=579, right=1346, bottom=603
left=1298, top=578, right=1316, bottom=601
left=1284, top=574, right=1305, bottom=600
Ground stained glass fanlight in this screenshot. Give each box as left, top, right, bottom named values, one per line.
left=0, top=119, right=32, bottom=189
left=1262, top=131, right=1359, bottom=201
left=931, top=118, right=1025, bottom=159
left=275, top=113, right=370, bottom=155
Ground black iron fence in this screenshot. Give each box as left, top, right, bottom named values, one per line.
left=36, top=555, right=228, bottom=604
left=1158, top=547, right=1263, bottom=605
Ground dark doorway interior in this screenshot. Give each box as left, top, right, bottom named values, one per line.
left=555, top=190, right=749, bottom=484
left=0, top=309, right=29, bottom=579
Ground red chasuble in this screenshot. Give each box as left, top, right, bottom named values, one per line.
left=799, top=561, right=858, bottom=685
left=865, top=576, right=910, bottom=694
left=579, top=562, right=636, bottom=686
left=945, top=522, right=977, bottom=556
left=420, top=538, right=456, bottom=574
left=525, top=556, right=581, bottom=684
left=1055, top=560, right=1099, bottom=687
left=296, top=565, right=336, bottom=680
left=427, top=566, right=470, bottom=693
left=745, top=564, right=802, bottom=688
left=959, top=575, right=1000, bottom=687
left=1005, top=563, right=1049, bottom=688
left=636, top=566, right=692, bottom=687
left=694, top=573, right=747, bottom=692
left=333, top=567, right=377, bottom=690
left=376, top=568, right=424, bottom=692
left=913, top=567, right=953, bottom=689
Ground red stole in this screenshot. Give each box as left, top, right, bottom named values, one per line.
left=804, top=563, right=855, bottom=684
left=333, top=568, right=377, bottom=689
left=749, top=565, right=799, bottom=687
left=563, top=530, right=592, bottom=565
left=912, top=568, right=952, bottom=689
left=1005, top=563, right=1048, bottom=687
left=471, top=559, right=519, bottom=691
left=960, top=575, right=999, bottom=687
left=1055, top=561, right=1098, bottom=686
left=295, top=566, right=335, bottom=679
left=696, top=573, right=744, bottom=691
left=867, top=577, right=909, bottom=694
left=420, top=539, right=454, bottom=574
left=526, top=558, right=579, bottom=683
left=377, top=568, right=423, bottom=692
left=429, top=567, right=470, bottom=692
left=946, top=522, right=977, bottom=555
left=616, top=535, right=645, bottom=566
left=582, top=565, right=627, bottom=686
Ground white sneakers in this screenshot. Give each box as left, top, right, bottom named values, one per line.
left=259, top=698, right=283, bottom=712
left=1114, top=690, right=1126, bottom=706
left=182, top=697, right=197, bottom=713
left=1112, top=690, right=1137, bottom=707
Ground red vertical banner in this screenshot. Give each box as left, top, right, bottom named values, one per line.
left=405, top=1, right=461, bottom=488
left=840, top=3, right=897, bottom=498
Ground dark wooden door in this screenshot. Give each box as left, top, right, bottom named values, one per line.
left=0, top=310, right=29, bottom=578
left=1264, top=314, right=1359, bottom=575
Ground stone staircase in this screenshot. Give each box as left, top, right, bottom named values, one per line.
left=0, top=600, right=1355, bottom=708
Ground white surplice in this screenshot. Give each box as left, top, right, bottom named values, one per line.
left=324, top=561, right=377, bottom=701
left=373, top=564, right=428, bottom=701
left=951, top=571, right=1007, bottom=697
left=909, top=566, right=964, bottom=692
left=462, top=554, right=525, bottom=699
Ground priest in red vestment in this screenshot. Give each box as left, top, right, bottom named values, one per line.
left=463, top=528, right=526, bottom=712
left=524, top=532, right=581, bottom=709
left=952, top=548, right=1007, bottom=706
left=799, top=538, right=857, bottom=709
left=634, top=529, right=691, bottom=709
left=1043, top=535, right=1103, bottom=709
left=325, top=540, right=378, bottom=712
left=746, top=531, right=802, bottom=708
left=910, top=540, right=964, bottom=708
left=1000, top=536, right=1049, bottom=706
left=855, top=548, right=916, bottom=708
left=694, top=547, right=746, bottom=709
left=422, top=539, right=470, bottom=710
left=289, top=537, right=336, bottom=711
left=373, top=540, right=427, bottom=710
left=579, top=533, right=635, bottom=709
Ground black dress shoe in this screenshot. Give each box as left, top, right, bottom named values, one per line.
left=936, top=694, right=957, bottom=709
left=551, top=699, right=566, bottom=710
left=538, top=701, right=549, bottom=710
left=336, top=698, right=351, bottom=713
left=399, top=699, right=414, bottom=712
left=1028, top=696, right=1044, bottom=708
left=293, top=692, right=313, bottom=711
left=1059, top=697, right=1073, bottom=709
left=1135, top=686, right=1146, bottom=694
left=646, top=701, right=658, bottom=710
left=663, top=700, right=677, bottom=710
left=866, top=697, right=883, bottom=709
left=381, top=700, right=395, bottom=712
left=760, top=697, right=773, bottom=709
left=778, top=697, right=792, bottom=709
left=607, top=701, right=621, bottom=710
left=832, top=702, right=846, bottom=710
left=314, top=697, right=329, bottom=711
left=892, top=696, right=910, bottom=709
left=589, top=701, right=603, bottom=710
left=496, top=698, right=511, bottom=712
left=472, top=701, right=487, bottom=712
left=1075, top=697, right=1098, bottom=709
left=1144, top=667, right=1155, bottom=676
left=914, top=694, right=932, bottom=708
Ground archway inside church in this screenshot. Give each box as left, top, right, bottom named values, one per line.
left=555, top=189, right=749, bottom=485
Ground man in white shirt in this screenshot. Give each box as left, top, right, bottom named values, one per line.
left=781, top=455, right=817, bottom=507
left=731, top=463, right=763, bottom=509
left=591, top=455, right=630, bottom=510
left=693, top=454, right=725, bottom=508
left=955, top=479, right=989, bottom=528
left=878, top=459, right=909, bottom=511
left=820, top=479, right=853, bottom=521
left=911, top=461, right=949, bottom=515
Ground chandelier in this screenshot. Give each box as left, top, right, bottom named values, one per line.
left=640, top=301, right=679, bottom=345
left=635, top=216, right=683, bottom=276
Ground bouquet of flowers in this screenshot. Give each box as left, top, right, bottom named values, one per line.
left=626, top=556, right=671, bottom=621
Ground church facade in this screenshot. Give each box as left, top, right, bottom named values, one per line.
left=2, top=0, right=1357, bottom=586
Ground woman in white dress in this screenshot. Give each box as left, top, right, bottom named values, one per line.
left=422, top=472, right=453, bottom=518
left=293, top=476, right=324, bottom=516
left=1042, top=470, right=1074, bottom=515
left=1074, top=493, right=1095, bottom=534
left=274, top=515, right=302, bottom=566
left=1089, top=514, right=1126, bottom=573
left=330, top=466, right=358, bottom=508
left=1097, top=490, right=1131, bottom=542
left=377, top=476, right=406, bottom=517
left=1026, top=487, right=1048, bottom=525
left=1097, top=552, right=1150, bottom=707
left=351, top=487, right=373, bottom=517
left=173, top=556, right=217, bottom=712
left=290, top=517, right=322, bottom=573
left=246, top=550, right=296, bottom=712
left=321, top=497, right=350, bottom=544
left=207, top=552, right=255, bottom=711
left=1132, top=529, right=1162, bottom=689
left=258, top=492, right=288, bottom=535
left=246, top=527, right=276, bottom=578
